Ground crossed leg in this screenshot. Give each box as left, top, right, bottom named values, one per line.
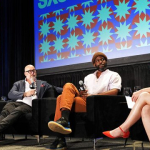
left=109, top=92, right=150, bottom=138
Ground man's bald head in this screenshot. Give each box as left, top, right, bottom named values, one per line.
left=24, top=65, right=35, bottom=72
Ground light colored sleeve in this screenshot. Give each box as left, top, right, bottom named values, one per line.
left=109, top=73, right=122, bottom=91
left=84, top=76, right=88, bottom=90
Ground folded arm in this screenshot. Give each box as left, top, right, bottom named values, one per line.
left=80, top=89, right=119, bottom=98
left=88, top=88, right=119, bottom=97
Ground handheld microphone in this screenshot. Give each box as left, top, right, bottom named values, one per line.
left=79, top=80, right=85, bottom=91
left=29, top=78, right=36, bottom=89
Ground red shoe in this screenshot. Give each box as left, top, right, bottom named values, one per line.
left=102, top=126, right=130, bottom=139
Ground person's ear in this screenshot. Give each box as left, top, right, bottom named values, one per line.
left=93, top=63, right=95, bottom=67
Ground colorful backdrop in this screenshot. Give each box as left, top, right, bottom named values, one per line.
left=34, top=0, right=150, bottom=69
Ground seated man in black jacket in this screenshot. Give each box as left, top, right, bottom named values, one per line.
left=0, top=64, right=62, bottom=137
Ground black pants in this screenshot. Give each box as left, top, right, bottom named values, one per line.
left=0, top=102, right=32, bottom=132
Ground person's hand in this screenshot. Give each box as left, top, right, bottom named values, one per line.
left=24, top=89, right=36, bottom=97
left=79, top=90, right=88, bottom=98
left=132, top=90, right=141, bottom=102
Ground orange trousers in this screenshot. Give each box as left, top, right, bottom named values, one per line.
left=54, top=83, right=86, bottom=121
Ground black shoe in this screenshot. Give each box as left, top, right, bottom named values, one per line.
left=49, top=137, right=67, bottom=150
left=48, top=117, right=72, bottom=134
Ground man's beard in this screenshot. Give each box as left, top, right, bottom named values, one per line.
left=30, top=76, right=36, bottom=83
left=95, top=63, right=107, bottom=72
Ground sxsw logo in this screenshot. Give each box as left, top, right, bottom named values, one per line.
left=38, top=0, right=67, bottom=9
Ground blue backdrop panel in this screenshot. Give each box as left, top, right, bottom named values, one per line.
left=34, top=0, right=150, bottom=70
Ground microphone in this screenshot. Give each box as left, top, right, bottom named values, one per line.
left=29, top=77, right=36, bottom=89
left=79, top=80, right=85, bottom=91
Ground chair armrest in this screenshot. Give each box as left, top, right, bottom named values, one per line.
left=43, top=86, right=61, bottom=98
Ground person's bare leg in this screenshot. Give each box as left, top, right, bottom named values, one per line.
left=110, top=92, right=150, bottom=137
left=141, top=105, right=150, bottom=141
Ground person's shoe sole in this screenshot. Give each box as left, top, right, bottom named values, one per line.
left=48, top=121, right=72, bottom=134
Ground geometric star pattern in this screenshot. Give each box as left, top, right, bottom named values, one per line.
left=35, top=0, right=150, bottom=68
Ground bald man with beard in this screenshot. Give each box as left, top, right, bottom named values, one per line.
left=0, top=64, right=62, bottom=137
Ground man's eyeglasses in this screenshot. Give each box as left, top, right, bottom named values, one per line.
left=95, top=58, right=106, bottom=63
left=25, top=69, right=36, bottom=74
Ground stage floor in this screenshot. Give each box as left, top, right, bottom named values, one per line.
left=0, top=134, right=149, bottom=150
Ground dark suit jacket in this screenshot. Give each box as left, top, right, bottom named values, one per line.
left=8, top=79, right=62, bottom=101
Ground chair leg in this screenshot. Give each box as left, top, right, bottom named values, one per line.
left=25, top=134, right=27, bottom=140
left=94, top=139, right=96, bottom=149
left=1, top=134, right=5, bottom=140
left=12, top=134, right=14, bottom=139
left=133, top=141, right=144, bottom=150
left=141, top=142, right=144, bottom=150
left=93, top=137, right=103, bottom=149
left=36, top=135, right=41, bottom=144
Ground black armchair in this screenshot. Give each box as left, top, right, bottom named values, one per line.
left=28, top=94, right=131, bottom=140
left=31, top=93, right=149, bottom=147
left=86, top=95, right=130, bottom=138
left=86, top=95, right=149, bottom=148
left=0, top=86, right=59, bottom=140
left=31, top=94, right=131, bottom=146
